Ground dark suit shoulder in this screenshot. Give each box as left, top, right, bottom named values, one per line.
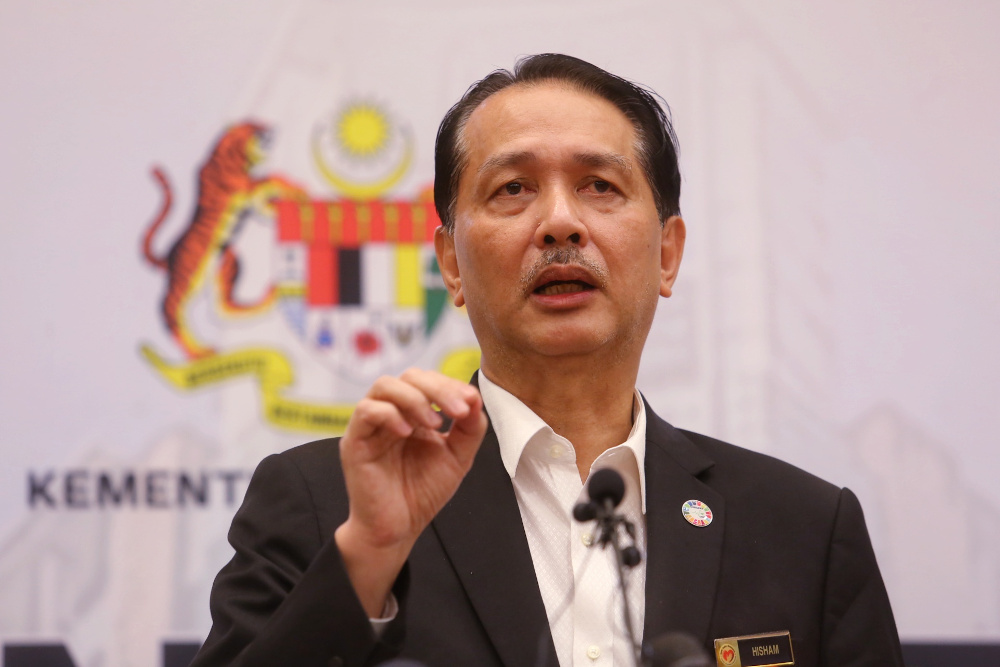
left=267, top=437, right=348, bottom=539
left=675, top=427, right=842, bottom=509
left=270, top=437, right=344, bottom=489
left=277, top=436, right=342, bottom=468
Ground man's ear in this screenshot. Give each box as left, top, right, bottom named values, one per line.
left=659, top=215, right=686, bottom=298
left=434, top=226, right=465, bottom=307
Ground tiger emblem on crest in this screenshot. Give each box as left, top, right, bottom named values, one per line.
left=142, top=121, right=305, bottom=359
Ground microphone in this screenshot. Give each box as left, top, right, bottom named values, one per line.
left=572, top=499, right=598, bottom=522
left=588, top=467, right=625, bottom=507
left=642, top=632, right=713, bottom=667
left=573, top=467, right=626, bottom=521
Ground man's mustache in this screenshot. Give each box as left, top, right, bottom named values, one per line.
left=520, top=246, right=609, bottom=295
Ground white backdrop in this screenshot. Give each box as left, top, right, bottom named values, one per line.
left=2, top=1, right=999, bottom=665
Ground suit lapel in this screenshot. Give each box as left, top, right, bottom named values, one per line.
left=642, top=406, right=724, bottom=647
left=431, top=422, right=559, bottom=667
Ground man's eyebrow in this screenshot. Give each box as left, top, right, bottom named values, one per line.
left=477, top=151, right=537, bottom=174
left=573, top=151, right=633, bottom=173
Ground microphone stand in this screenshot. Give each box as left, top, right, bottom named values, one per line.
left=593, top=499, right=645, bottom=667
left=568, top=470, right=713, bottom=667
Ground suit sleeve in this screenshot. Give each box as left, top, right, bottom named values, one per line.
left=820, top=488, right=904, bottom=666
left=190, top=452, right=408, bottom=667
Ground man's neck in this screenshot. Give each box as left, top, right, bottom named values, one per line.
left=481, top=355, right=638, bottom=480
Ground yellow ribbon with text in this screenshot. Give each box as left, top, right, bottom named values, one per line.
left=140, top=344, right=481, bottom=435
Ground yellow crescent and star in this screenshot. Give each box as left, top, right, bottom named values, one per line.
left=312, top=103, right=414, bottom=200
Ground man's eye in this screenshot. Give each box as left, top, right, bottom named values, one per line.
left=592, top=180, right=612, bottom=193
left=504, top=182, right=522, bottom=195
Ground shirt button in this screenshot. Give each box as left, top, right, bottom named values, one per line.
left=587, top=645, right=601, bottom=660
left=549, top=444, right=564, bottom=459
left=581, top=532, right=594, bottom=547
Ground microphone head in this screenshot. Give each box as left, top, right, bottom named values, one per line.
left=573, top=500, right=598, bottom=522
left=642, top=632, right=712, bottom=667
left=587, top=468, right=625, bottom=508
left=621, top=545, right=642, bottom=568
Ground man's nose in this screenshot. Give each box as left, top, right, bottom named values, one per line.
left=533, top=187, right=589, bottom=247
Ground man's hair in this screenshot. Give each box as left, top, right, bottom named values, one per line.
left=433, top=53, right=681, bottom=231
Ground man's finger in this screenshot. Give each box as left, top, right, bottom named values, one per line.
left=398, top=368, right=482, bottom=420
left=444, top=396, right=488, bottom=468
left=345, top=397, right=414, bottom=444
left=367, top=375, right=445, bottom=430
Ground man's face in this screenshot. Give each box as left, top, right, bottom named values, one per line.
left=435, top=81, right=684, bottom=367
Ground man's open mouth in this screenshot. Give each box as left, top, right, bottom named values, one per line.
left=534, top=280, right=595, bottom=296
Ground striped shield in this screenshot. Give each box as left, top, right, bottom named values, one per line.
left=274, top=199, right=449, bottom=381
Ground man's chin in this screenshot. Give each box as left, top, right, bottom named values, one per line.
left=515, top=326, right=619, bottom=360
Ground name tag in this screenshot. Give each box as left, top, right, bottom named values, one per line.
left=713, top=631, right=794, bottom=667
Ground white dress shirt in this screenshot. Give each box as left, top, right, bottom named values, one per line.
left=479, top=373, right=647, bottom=667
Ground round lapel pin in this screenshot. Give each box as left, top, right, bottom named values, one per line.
left=681, top=499, right=713, bottom=527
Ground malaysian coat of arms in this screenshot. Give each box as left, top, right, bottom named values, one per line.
left=139, top=103, right=480, bottom=434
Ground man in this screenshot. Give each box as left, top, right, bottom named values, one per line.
left=191, top=54, right=903, bottom=667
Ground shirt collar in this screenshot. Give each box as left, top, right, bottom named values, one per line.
left=478, top=372, right=648, bottom=512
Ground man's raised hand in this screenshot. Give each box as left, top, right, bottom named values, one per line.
left=334, top=369, right=487, bottom=617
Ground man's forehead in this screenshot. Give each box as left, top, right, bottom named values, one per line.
left=467, top=80, right=626, bottom=128
left=460, top=81, right=639, bottom=167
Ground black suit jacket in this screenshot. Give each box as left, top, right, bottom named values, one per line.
left=191, top=404, right=903, bottom=667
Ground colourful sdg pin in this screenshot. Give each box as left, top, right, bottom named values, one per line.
left=681, top=499, right=713, bottom=527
